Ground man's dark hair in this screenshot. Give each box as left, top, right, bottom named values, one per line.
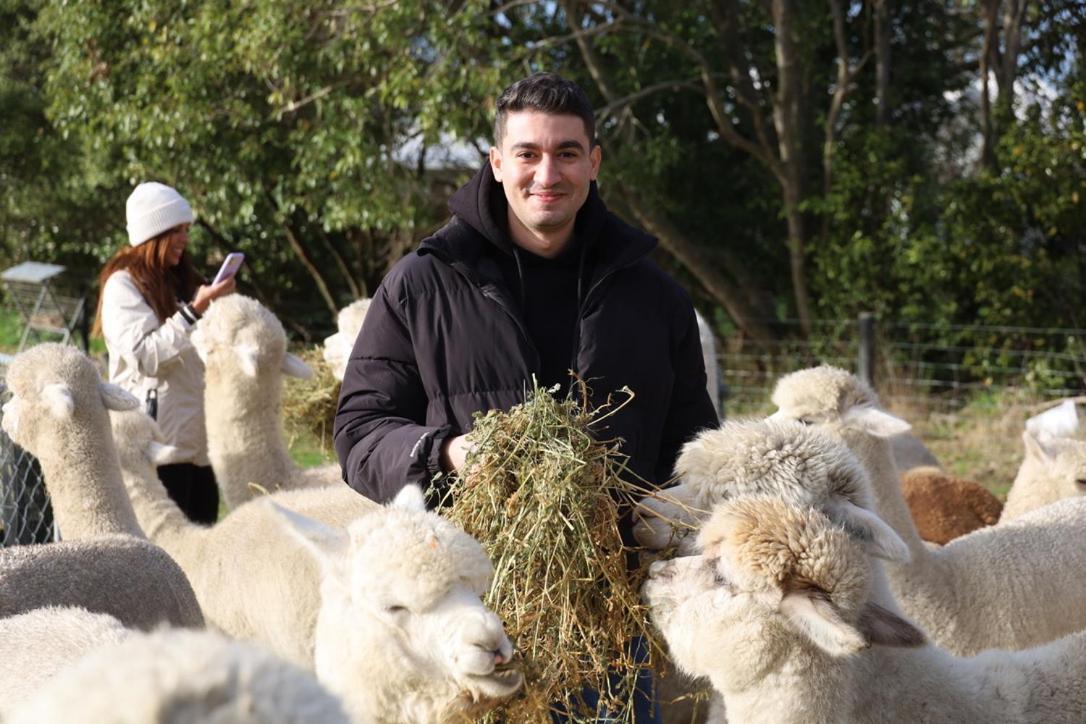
left=494, top=72, right=596, bottom=146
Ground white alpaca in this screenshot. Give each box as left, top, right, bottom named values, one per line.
left=633, top=418, right=909, bottom=566
left=9, top=625, right=350, bottom=724
left=192, top=294, right=341, bottom=509
left=322, top=297, right=371, bottom=381
left=0, top=606, right=130, bottom=716
left=1001, top=430, right=1086, bottom=521
left=277, top=487, right=523, bottom=723
left=643, top=496, right=1086, bottom=724
left=0, top=343, right=203, bottom=630
left=110, top=408, right=521, bottom=721
left=768, top=365, right=1086, bottom=653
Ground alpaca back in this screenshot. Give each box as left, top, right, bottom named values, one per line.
left=0, top=607, right=130, bottom=717
left=0, top=536, right=203, bottom=629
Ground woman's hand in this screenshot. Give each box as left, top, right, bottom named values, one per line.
left=191, top=277, right=236, bottom=315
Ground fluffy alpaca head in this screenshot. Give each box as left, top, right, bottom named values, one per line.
left=276, top=486, right=522, bottom=721
left=1019, top=430, right=1086, bottom=500
left=637, top=418, right=909, bottom=562
left=770, top=365, right=912, bottom=439
left=643, top=497, right=924, bottom=691
left=322, top=298, right=371, bottom=381
left=9, top=628, right=350, bottom=724
left=191, top=294, right=312, bottom=383
left=2, top=343, right=138, bottom=455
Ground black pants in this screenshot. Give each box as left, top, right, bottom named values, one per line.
left=157, top=463, right=220, bottom=524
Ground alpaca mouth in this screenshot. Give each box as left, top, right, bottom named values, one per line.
left=468, top=665, right=523, bottom=695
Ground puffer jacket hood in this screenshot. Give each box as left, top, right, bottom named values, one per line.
left=434, top=163, right=655, bottom=291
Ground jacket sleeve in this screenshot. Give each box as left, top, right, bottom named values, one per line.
left=333, top=280, right=452, bottom=504
left=100, top=272, right=196, bottom=378
left=654, top=303, right=720, bottom=486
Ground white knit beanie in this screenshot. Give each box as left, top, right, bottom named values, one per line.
left=125, top=182, right=194, bottom=247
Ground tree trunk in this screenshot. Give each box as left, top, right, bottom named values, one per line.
left=616, top=187, right=776, bottom=345
left=874, top=0, right=891, bottom=129
left=979, top=0, right=999, bottom=172
left=770, top=0, right=814, bottom=335
left=282, top=221, right=339, bottom=320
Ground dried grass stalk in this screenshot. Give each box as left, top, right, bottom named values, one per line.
left=440, top=382, right=660, bottom=723
left=281, top=346, right=339, bottom=446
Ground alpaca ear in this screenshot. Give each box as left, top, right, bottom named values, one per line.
left=391, top=483, right=427, bottom=512
left=1021, top=430, right=1054, bottom=464
left=271, top=501, right=350, bottom=578
left=99, top=382, right=139, bottom=411
left=281, top=353, right=313, bottom=380
left=147, top=440, right=178, bottom=465
left=825, top=499, right=910, bottom=563
left=841, top=406, right=911, bottom=438
left=856, top=601, right=926, bottom=648
left=42, top=383, right=75, bottom=419
left=236, top=344, right=260, bottom=378
left=779, top=588, right=868, bottom=657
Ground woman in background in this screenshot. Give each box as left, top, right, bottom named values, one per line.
left=92, top=182, right=234, bottom=523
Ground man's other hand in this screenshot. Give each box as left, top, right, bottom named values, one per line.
left=439, top=434, right=474, bottom=473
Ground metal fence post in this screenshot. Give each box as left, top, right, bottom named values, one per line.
left=857, top=312, right=875, bottom=387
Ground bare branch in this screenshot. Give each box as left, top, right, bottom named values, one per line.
left=596, top=78, right=703, bottom=120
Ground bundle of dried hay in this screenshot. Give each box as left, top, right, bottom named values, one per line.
left=281, top=345, right=340, bottom=446
left=441, top=383, right=659, bottom=722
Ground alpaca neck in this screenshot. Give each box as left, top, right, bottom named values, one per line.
left=726, top=643, right=999, bottom=723
left=1001, top=457, right=1055, bottom=520
left=721, top=648, right=856, bottom=724
left=839, top=427, right=929, bottom=563
left=40, top=418, right=143, bottom=540
left=115, top=450, right=200, bottom=556
left=203, top=371, right=297, bottom=501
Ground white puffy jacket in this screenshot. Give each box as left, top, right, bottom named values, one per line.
left=100, top=270, right=208, bottom=466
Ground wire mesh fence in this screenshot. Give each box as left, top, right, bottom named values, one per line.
left=0, top=377, right=54, bottom=546
left=719, top=316, right=1086, bottom=416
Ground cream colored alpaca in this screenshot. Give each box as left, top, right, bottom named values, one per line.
left=9, top=625, right=349, bottom=724
left=278, top=488, right=523, bottom=723
left=322, top=298, right=371, bottom=381
left=0, top=344, right=202, bottom=629
left=192, top=294, right=341, bottom=509
left=3, top=343, right=144, bottom=540
left=0, top=606, right=130, bottom=717
left=111, top=410, right=522, bottom=721
left=769, top=365, right=1086, bottom=654
left=1001, top=430, right=1086, bottom=520
left=644, top=496, right=1086, bottom=724
left=110, top=408, right=370, bottom=666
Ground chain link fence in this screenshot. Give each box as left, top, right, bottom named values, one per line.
left=0, top=376, right=54, bottom=546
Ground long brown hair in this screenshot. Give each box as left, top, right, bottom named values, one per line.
left=91, top=227, right=203, bottom=337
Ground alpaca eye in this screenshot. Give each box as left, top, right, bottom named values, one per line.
left=386, top=604, right=408, bottom=614
left=1076, top=479, right=1086, bottom=489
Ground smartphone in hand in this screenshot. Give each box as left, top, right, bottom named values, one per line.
left=212, top=252, right=245, bottom=285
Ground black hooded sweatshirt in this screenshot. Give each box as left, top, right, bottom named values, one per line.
left=334, top=163, right=718, bottom=504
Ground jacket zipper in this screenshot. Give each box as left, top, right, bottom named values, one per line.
left=444, top=259, right=542, bottom=376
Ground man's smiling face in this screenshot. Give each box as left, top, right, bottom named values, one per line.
left=489, top=110, right=601, bottom=258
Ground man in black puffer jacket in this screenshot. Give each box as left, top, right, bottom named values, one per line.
left=334, top=72, right=718, bottom=508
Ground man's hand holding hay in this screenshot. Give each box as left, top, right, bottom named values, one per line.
left=439, top=384, right=661, bottom=723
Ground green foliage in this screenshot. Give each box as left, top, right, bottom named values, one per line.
left=0, top=0, right=1083, bottom=362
